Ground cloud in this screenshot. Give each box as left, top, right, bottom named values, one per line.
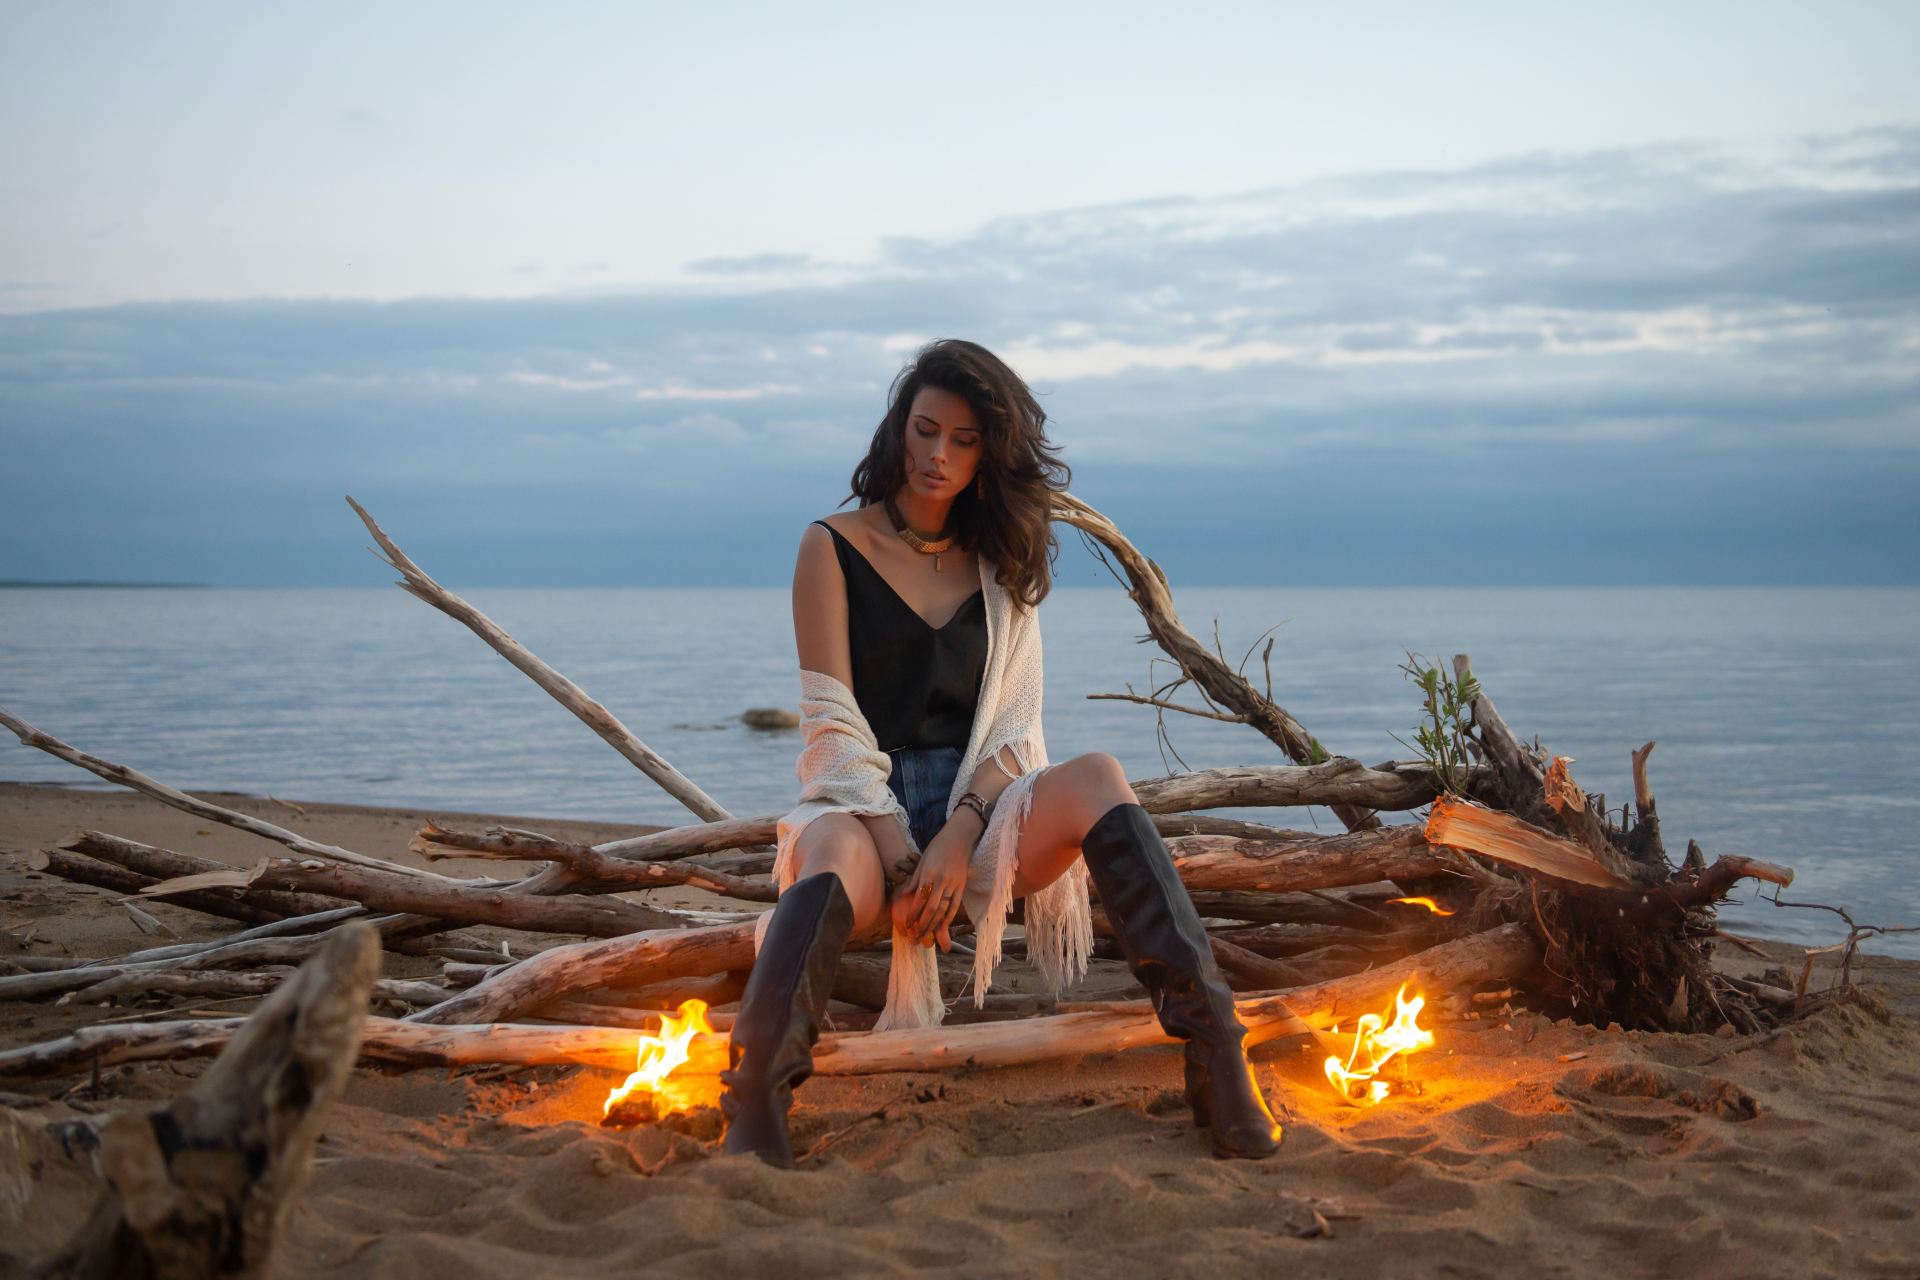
left=2, top=127, right=1916, bottom=585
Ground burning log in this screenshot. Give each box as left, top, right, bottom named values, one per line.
left=26, top=922, right=378, bottom=1278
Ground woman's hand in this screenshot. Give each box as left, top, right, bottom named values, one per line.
left=891, top=824, right=976, bottom=952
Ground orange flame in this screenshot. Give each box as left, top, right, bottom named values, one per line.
left=1323, top=982, right=1435, bottom=1106
left=602, top=999, right=715, bottom=1118
left=1386, top=896, right=1455, bottom=916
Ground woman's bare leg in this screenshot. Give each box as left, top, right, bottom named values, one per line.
left=1006, top=752, right=1136, bottom=898
left=789, top=812, right=890, bottom=930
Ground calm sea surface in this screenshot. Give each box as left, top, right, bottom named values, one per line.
left=2, top=585, right=1915, bottom=957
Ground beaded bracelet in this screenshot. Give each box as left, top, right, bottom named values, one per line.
left=955, top=791, right=992, bottom=825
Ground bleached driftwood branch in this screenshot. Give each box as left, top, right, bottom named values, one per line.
left=348, top=495, right=734, bottom=825
left=1052, top=492, right=1381, bottom=833
left=0, top=707, right=457, bottom=882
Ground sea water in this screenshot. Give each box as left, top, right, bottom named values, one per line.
left=2, top=585, right=1914, bottom=956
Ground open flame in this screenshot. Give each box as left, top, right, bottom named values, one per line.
left=602, top=998, right=715, bottom=1119
left=1385, top=896, right=1455, bottom=916
left=1323, top=982, right=1435, bottom=1106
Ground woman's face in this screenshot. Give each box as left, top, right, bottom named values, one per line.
left=900, top=386, right=983, bottom=499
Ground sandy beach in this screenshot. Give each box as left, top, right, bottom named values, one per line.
left=3, top=779, right=1917, bottom=1279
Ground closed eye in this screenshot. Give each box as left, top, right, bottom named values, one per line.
left=917, top=425, right=979, bottom=447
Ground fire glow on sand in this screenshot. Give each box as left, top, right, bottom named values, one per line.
left=1323, top=982, right=1436, bottom=1106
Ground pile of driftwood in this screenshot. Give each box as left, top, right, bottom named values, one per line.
left=4, top=496, right=1821, bottom=1269
left=2, top=495, right=1810, bottom=1084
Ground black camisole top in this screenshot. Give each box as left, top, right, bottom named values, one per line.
left=812, top=519, right=987, bottom=752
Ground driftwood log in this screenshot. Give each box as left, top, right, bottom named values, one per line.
left=1, top=926, right=1536, bottom=1082
left=412, top=821, right=778, bottom=902
left=143, top=856, right=685, bottom=938
left=27, top=849, right=296, bottom=928
left=57, top=831, right=350, bottom=920
left=30, top=922, right=378, bottom=1279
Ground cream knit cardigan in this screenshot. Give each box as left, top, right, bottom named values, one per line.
left=762, top=547, right=1093, bottom=1031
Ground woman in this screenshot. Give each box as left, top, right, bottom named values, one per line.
left=719, top=339, right=1281, bottom=1167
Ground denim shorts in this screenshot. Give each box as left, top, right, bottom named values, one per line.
left=885, top=743, right=965, bottom=851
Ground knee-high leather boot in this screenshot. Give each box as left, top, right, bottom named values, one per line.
left=1079, top=801, right=1282, bottom=1159
left=719, top=870, right=855, bottom=1168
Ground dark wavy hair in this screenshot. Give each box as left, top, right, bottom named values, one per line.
left=844, top=339, right=1070, bottom=611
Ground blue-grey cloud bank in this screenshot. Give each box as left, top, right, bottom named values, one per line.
left=4, top=129, right=1916, bottom=588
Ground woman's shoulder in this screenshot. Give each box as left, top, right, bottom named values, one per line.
left=802, top=506, right=879, bottom=552
left=797, top=514, right=875, bottom=585
left=807, top=510, right=872, bottom=542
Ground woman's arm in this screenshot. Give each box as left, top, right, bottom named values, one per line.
left=791, top=523, right=853, bottom=687
left=791, top=523, right=919, bottom=887
left=901, top=610, right=1046, bottom=944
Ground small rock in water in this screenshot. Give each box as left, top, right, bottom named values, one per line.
left=740, top=707, right=800, bottom=730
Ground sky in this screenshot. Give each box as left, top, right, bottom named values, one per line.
left=2, top=1, right=1917, bottom=586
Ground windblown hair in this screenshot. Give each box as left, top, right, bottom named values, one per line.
left=845, top=339, right=1070, bottom=611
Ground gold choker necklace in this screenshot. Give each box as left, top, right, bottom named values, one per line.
left=884, top=496, right=956, bottom=571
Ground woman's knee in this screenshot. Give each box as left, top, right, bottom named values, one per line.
left=792, top=819, right=887, bottom=926
left=1069, top=751, right=1135, bottom=808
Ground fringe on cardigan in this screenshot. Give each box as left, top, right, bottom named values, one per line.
left=764, top=670, right=1091, bottom=1030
